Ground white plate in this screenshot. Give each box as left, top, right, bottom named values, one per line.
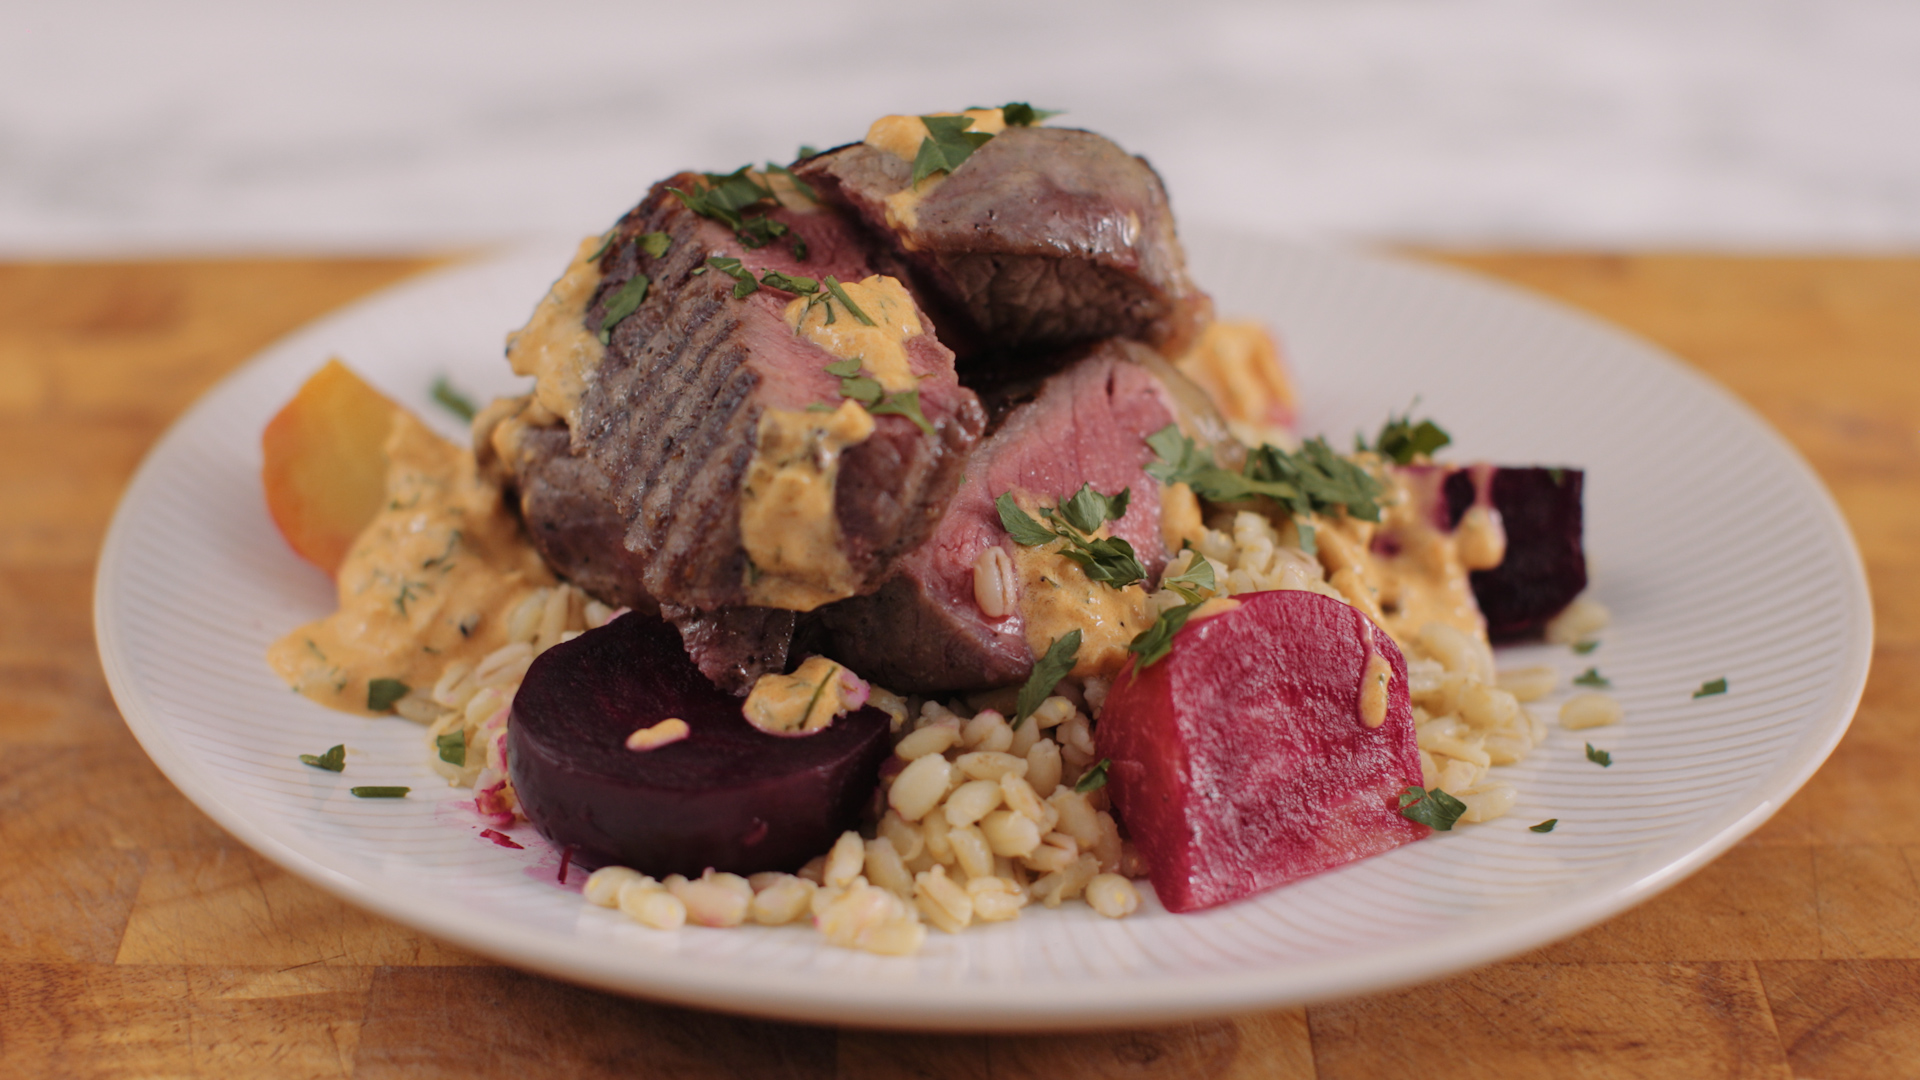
left=95, top=234, right=1871, bottom=1030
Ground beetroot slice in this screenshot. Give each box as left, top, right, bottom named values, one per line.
left=1441, top=466, right=1587, bottom=641
left=508, top=612, right=892, bottom=877
left=1097, top=591, right=1427, bottom=914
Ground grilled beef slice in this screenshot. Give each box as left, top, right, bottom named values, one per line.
left=479, top=399, right=797, bottom=693
left=817, top=340, right=1181, bottom=692
left=797, top=126, right=1212, bottom=359
left=567, top=174, right=986, bottom=614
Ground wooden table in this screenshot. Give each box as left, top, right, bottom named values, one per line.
left=2, top=253, right=1915, bottom=1078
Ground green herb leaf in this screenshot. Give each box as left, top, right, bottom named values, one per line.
left=911, top=114, right=995, bottom=185
left=1398, top=785, right=1468, bottom=830
left=706, top=256, right=760, bottom=299
left=1159, top=554, right=1216, bottom=603
left=1572, top=667, right=1611, bottom=688
left=1369, top=409, right=1452, bottom=464
left=638, top=231, right=672, bottom=258
left=759, top=269, right=818, bottom=294
left=822, top=276, right=875, bottom=326
left=869, top=388, right=936, bottom=437
left=350, top=786, right=411, bottom=798
left=1054, top=534, right=1145, bottom=586
left=1074, top=758, right=1111, bottom=794
left=435, top=731, right=466, bottom=767
left=1128, top=602, right=1200, bottom=669
left=430, top=377, right=477, bottom=422
left=995, top=492, right=1060, bottom=547
left=839, top=375, right=884, bottom=405
left=762, top=161, right=819, bottom=203
left=367, top=678, right=409, bottom=712
left=1572, top=640, right=1600, bottom=655
left=588, top=229, right=618, bottom=262
left=1146, top=424, right=1383, bottom=548
left=823, top=358, right=862, bottom=378
left=597, top=273, right=650, bottom=344
left=1001, top=102, right=1062, bottom=127
left=299, top=744, right=346, bottom=772
left=669, top=167, right=787, bottom=248
left=1530, top=818, right=1558, bottom=833
left=1585, top=743, right=1613, bottom=767
left=1015, top=630, right=1082, bottom=729
left=1058, top=483, right=1130, bottom=535
left=796, top=144, right=820, bottom=159
left=1693, top=677, right=1728, bottom=699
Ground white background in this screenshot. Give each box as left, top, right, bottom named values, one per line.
left=5, top=0, right=1918, bottom=255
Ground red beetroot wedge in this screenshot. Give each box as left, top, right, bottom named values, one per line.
left=1098, top=591, right=1427, bottom=913
left=508, top=612, right=892, bottom=877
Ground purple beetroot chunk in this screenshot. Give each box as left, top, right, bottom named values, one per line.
left=1442, top=466, right=1587, bottom=641
left=1097, top=590, right=1427, bottom=914
left=507, top=612, right=892, bottom=877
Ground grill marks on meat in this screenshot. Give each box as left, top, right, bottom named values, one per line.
left=818, top=341, right=1181, bottom=692
left=569, top=174, right=984, bottom=613
left=798, top=127, right=1212, bottom=360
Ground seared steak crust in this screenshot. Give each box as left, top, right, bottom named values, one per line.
left=572, top=175, right=985, bottom=612
left=798, top=128, right=1211, bottom=358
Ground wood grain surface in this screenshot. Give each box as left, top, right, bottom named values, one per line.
left=1, top=252, right=1914, bottom=1078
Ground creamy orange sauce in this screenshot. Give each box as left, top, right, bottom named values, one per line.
left=1313, top=467, right=1488, bottom=648
left=782, top=275, right=923, bottom=393
left=1160, top=482, right=1206, bottom=553
left=864, top=109, right=1008, bottom=234
left=743, top=656, right=856, bottom=734
left=1003, top=488, right=1155, bottom=678
left=505, top=234, right=607, bottom=433
left=1171, top=321, right=1299, bottom=450
left=268, top=412, right=556, bottom=715
left=740, top=400, right=875, bottom=610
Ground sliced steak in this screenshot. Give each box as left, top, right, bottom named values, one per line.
left=572, top=173, right=986, bottom=614
left=818, top=340, right=1182, bottom=692
left=797, top=126, right=1212, bottom=359
left=479, top=398, right=797, bottom=692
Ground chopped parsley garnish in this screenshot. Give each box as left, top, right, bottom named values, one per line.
left=587, top=228, right=619, bottom=262
left=366, top=678, right=409, bottom=712
left=350, top=786, right=411, bottom=798
left=1693, top=677, right=1728, bottom=699
left=867, top=387, right=935, bottom=437
left=705, top=256, right=760, bottom=299
left=1530, top=819, right=1558, bottom=833
left=1548, top=467, right=1567, bottom=485
left=1365, top=408, right=1452, bottom=464
left=1015, top=630, right=1082, bottom=730
left=1572, top=667, right=1611, bottom=688
left=762, top=161, right=818, bottom=203
left=669, top=167, right=790, bottom=249
left=430, top=377, right=477, bottom=422
left=1585, top=743, right=1613, bottom=767
left=1146, top=425, right=1382, bottom=555
left=638, top=231, right=672, bottom=258
left=1074, top=758, right=1111, bottom=794
left=911, top=114, right=995, bottom=185
left=435, top=731, right=466, bottom=767
left=821, top=276, right=875, bottom=326
left=994, top=487, right=1145, bottom=588
left=597, top=273, right=650, bottom=344
left=796, top=144, right=820, bottom=160
left=1159, top=555, right=1216, bottom=604
left=1572, top=640, right=1601, bottom=655
left=1127, top=601, right=1200, bottom=669
left=1000, top=102, right=1061, bottom=127
left=299, top=744, right=346, bottom=772
left=1398, top=785, right=1468, bottom=830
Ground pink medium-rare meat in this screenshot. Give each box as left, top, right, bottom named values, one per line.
left=1097, top=590, right=1428, bottom=913
left=798, top=127, right=1212, bottom=359
left=818, top=340, right=1179, bottom=692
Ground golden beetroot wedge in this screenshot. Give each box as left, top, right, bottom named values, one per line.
left=260, top=359, right=399, bottom=574
left=1098, top=590, right=1427, bottom=913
